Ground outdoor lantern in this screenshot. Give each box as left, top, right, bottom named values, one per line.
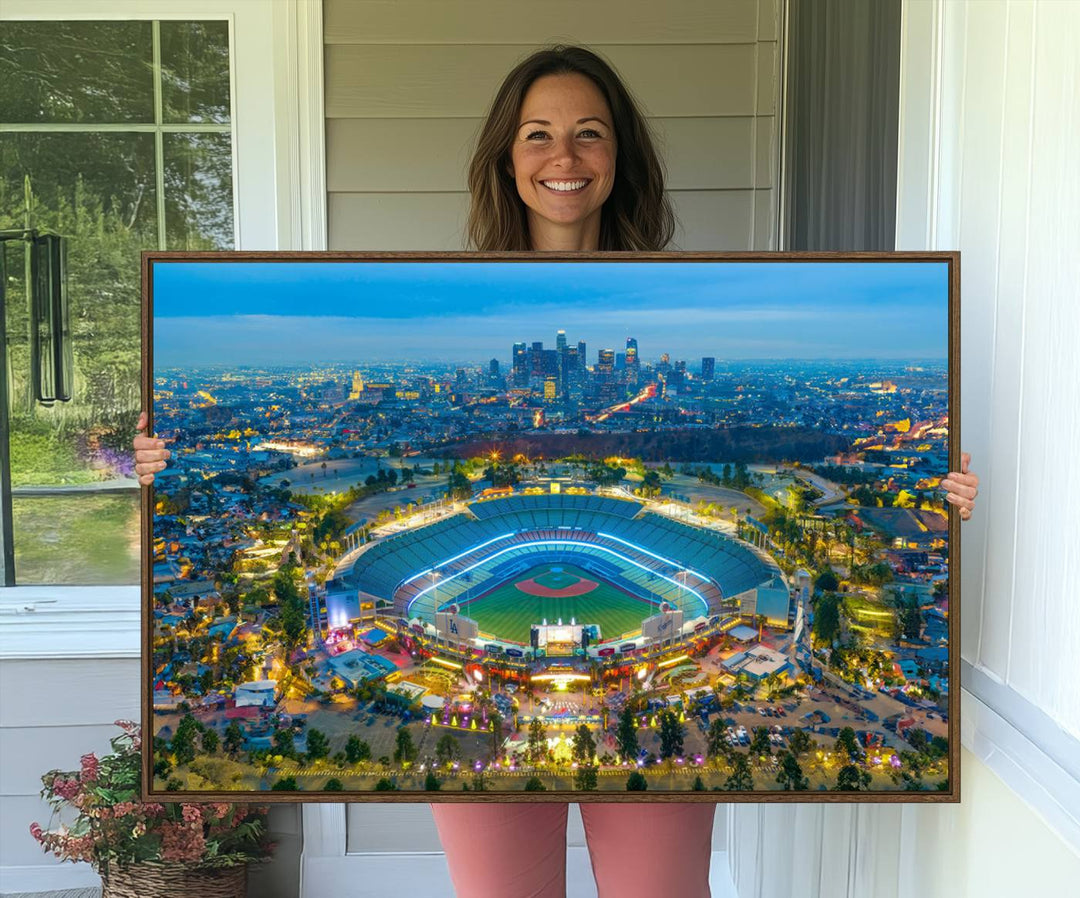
left=30, top=234, right=72, bottom=404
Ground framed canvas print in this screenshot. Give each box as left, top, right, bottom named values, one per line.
left=141, top=251, right=959, bottom=802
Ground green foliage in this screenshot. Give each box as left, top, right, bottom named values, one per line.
left=813, top=593, right=843, bottom=647
left=345, top=735, right=371, bottom=764
left=626, top=771, right=648, bottom=791
left=573, top=765, right=598, bottom=792
left=423, top=771, right=441, bottom=791
left=305, top=728, right=330, bottom=761
left=435, top=733, right=461, bottom=766
left=523, top=776, right=547, bottom=791
left=834, top=727, right=860, bottom=760
left=835, top=764, right=872, bottom=791
left=616, top=706, right=640, bottom=761
left=527, top=718, right=548, bottom=763
left=393, top=727, right=417, bottom=765
left=691, top=775, right=706, bottom=791
left=271, top=776, right=298, bottom=791
left=723, top=754, right=754, bottom=791
left=775, top=751, right=809, bottom=790
left=373, top=778, right=398, bottom=791
left=323, top=778, right=344, bottom=792
left=658, top=710, right=685, bottom=760
left=813, top=569, right=839, bottom=593
left=571, top=724, right=596, bottom=765
left=787, top=729, right=814, bottom=758
left=749, top=726, right=772, bottom=758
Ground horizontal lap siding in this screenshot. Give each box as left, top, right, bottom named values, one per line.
left=325, top=0, right=781, bottom=252
left=0, top=658, right=139, bottom=869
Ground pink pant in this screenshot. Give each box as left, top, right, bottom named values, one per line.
left=431, top=803, right=716, bottom=898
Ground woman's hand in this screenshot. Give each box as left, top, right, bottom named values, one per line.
left=133, top=411, right=170, bottom=486
left=941, top=451, right=979, bottom=521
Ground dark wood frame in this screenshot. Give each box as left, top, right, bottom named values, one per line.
left=141, top=249, right=960, bottom=803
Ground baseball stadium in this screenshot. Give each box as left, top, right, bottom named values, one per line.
left=327, top=490, right=783, bottom=668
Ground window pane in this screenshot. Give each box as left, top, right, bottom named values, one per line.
left=12, top=493, right=140, bottom=585
left=164, top=133, right=235, bottom=250
left=2, top=131, right=155, bottom=489
left=0, top=21, right=154, bottom=124
left=160, top=20, right=232, bottom=124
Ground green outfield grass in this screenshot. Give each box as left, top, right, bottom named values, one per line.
left=460, top=563, right=656, bottom=644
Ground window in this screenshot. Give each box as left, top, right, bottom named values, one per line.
left=1, top=19, right=235, bottom=584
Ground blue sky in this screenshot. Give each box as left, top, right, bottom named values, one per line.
left=152, top=260, right=949, bottom=367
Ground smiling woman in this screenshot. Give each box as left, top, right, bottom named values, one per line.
left=465, top=45, right=674, bottom=252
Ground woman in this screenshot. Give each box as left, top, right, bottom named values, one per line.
left=135, top=45, right=979, bottom=898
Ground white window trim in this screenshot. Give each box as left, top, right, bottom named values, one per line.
left=895, top=0, right=1080, bottom=854
left=0, top=0, right=326, bottom=657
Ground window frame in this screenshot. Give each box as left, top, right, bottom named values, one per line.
left=0, top=0, right=326, bottom=656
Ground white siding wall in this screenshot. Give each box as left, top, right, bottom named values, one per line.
left=728, top=1, right=1080, bottom=895
left=0, top=655, right=300, bottom=897
left=324, top=0, right=782, bottom=250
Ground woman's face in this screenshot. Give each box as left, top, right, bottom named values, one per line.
left=509, top=73, right=617, bottom=245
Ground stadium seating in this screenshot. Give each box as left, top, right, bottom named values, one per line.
left=337, top=493, right=779, bottom=622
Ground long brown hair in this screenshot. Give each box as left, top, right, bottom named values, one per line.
left=466, top=46, right=676, bottom=252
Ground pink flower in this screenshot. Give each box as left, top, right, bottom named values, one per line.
left=181, top=805, right=202, bottom=825
left=80, top=753, right=100, bottom=782
left=160, top=821, right=206, bottom=863
left=29, top=822, right=44, bottom=842
left=52, top=777, right=80, bottom=801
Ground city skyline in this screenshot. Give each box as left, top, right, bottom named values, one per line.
left=153, top=261, right=950, bottom=366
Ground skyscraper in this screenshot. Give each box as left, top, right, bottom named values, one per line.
left=556, top=330, right=568, bottom=353
left=512, top=342, right=528, bottom=387
left=625, top=336, right=640, bottom=387
left=701, top=357, right=715, bottom=381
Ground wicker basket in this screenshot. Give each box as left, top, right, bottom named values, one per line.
left=100, top=862, right=247, bottom=898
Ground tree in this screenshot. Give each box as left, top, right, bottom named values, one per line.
left=901, top=592, right=923, bottom=640
left=224, top=721, right=244, bottom=757
left=527, top=718, right=548, bottom=763
left=345, top=735, right=371, bottom=764
left=813, top=593, right=843, bottom=647
left=373, top=778, right=398, bottom=791
left=616, top=706, right=640, bottom=761
left=393, top=727, right=417, bottom=765
left=749, top=726, right=772, bottom=759
left=571, top=724, right=597, bottom=766
left=723, top=754, right=754, bottom=791
left=436, top=732, right=461, bottom=767
left=424, top=770, right=442, bottom=791
left=271, top=776, right=298, bottom=791
left=775, top=751, right=809, bottom=790
left=272, top=728, right=297, bottom=760
left=692, top=775, right=706, bottom=791
left=834, top=726, right=860, bottom=760
left=323, top=778, right=344, bottom=792
left=814, top=569, right=839, bottom=593
left=524, top=776, right=547, bottom=792
left=706, top=719, right=730, bottom=762
left=626, top=771, right=648, bottom=791
left=835, top=764, right=872, bottom=791
left=201, top=728, right=219, bottom=754
left=658, top=710, right=685, bottom=760
left=907, top=728, right=929, bottom=753
left=787, top=729, right=814, bottom=759
left=306, top=728, right=330, bottom=761
left=170, top=714, right=201, bottom=766
left=574, top=765, right=598, bottom=791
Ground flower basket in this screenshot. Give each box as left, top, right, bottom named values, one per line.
left=101, top=861, right=247, bottom=898
left=30, top=721, right=273, bottom=894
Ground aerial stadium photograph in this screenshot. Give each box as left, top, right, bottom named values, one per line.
left=144, top=255, right=955, bottom=798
